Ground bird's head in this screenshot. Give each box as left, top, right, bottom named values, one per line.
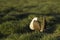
left=32, top=17, right=38, bottom=21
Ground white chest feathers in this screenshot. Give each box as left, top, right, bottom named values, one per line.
left=29, top=17, right=38, bottom=30
left=29, top=20, right=34, bottom=30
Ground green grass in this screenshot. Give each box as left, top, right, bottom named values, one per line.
left=0, top=0, right=60, bottom=40
left=0, top=14, right=60, bottom=40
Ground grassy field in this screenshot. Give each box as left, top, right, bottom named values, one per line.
left=0, top=0, right=60, bottom=40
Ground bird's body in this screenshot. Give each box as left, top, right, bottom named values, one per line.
left=33, top=21, right=41, bottom=31
left=29, top=17, right=41, bottom=31
left=29, top=17, right=45, bottom=32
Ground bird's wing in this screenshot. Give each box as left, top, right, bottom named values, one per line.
left=33, top=21, right=41, bottom=30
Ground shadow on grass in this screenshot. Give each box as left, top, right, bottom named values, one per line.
left=56, top=36, right=60, bottom=40
left=44, top=16, right=60, bottom=34
left=0, top=32, right=8, bottom=39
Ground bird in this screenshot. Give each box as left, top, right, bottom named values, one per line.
left=29, top=17, right=41, bottom=32
left=29, top=17, right=46, bottom=32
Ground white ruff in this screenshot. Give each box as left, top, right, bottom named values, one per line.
left=29, top=17, right=37, bottom=30
left=29, top=20, right=34, bottom=30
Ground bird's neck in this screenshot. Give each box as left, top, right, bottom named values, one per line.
left=31, top=20, right=35, bottom=23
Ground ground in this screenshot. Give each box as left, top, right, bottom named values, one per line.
left=0, top=0, right=60, bottom=40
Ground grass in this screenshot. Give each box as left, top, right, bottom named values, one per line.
left=0, top=0, right=60, bottom=40
left=0, top=14, right=60, bottom=40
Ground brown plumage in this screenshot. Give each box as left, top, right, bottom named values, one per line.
left=33, top=20, right=41, bottom=31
